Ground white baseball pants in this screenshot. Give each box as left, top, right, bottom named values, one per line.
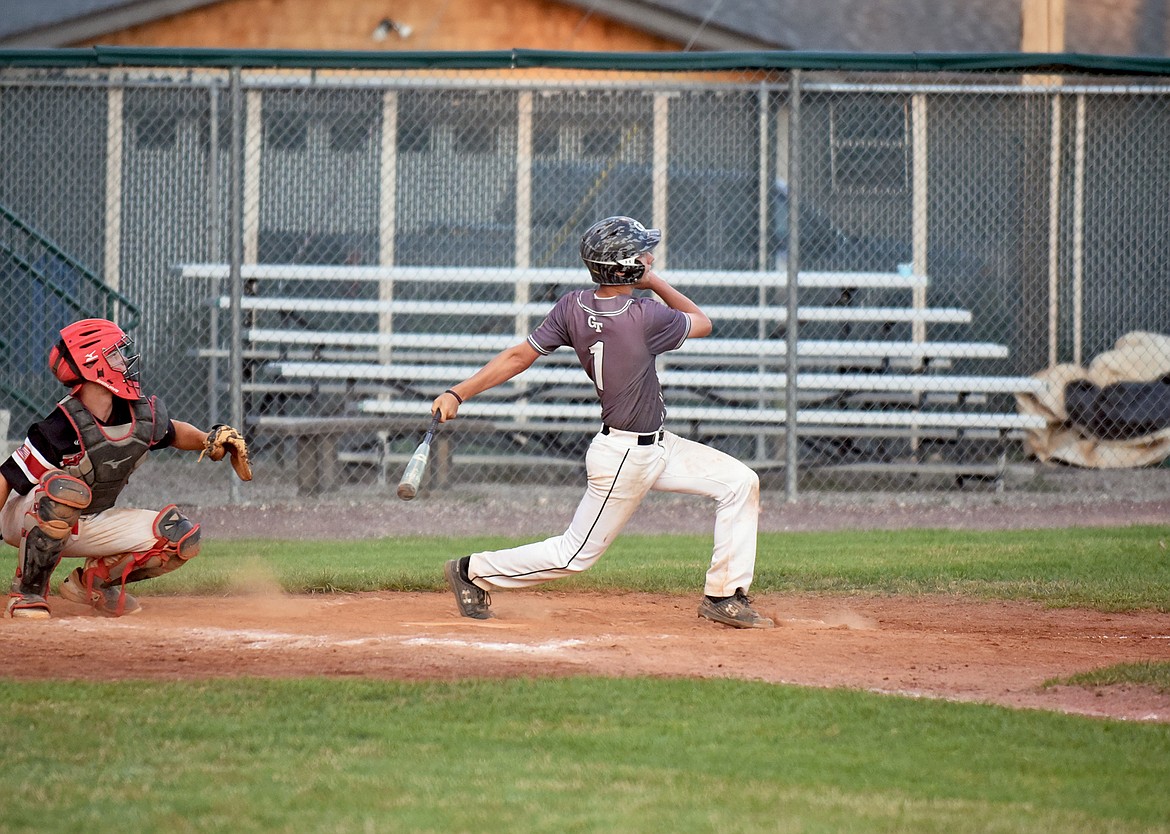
left=467, top=428, right=760, bottom=598
left=2, top=487, right=163, bottom=559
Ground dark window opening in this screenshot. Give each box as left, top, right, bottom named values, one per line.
left=265, top=112, right=308, bottom=151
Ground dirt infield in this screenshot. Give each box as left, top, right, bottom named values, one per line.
left=4, top=590, right=1169, bottom=723
left=4, top=475, right=1170, bottom=723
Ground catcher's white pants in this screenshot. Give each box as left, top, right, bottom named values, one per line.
left=468, top=428, right=760, bottom=598
left=2, top=488, right=163, bottom=560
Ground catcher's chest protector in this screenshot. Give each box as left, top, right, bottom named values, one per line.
left=57, top=396, right=164, bottom=513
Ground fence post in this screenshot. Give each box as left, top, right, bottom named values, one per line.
left=1072, top=92, right=1086, bottom=366
left=756, top=83, right=771, bottom=467
left=104, top=72, right=124, bottom=316
left=1046, top=93, right=1062, bottom=369
left=785, top=70, right=802, bottom=503
left=228, top=67, right=244, bottom=505
left=207, top=84, right=221, bottom=429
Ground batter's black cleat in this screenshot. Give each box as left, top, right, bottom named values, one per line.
left=698, top=589, right=774, bottom=629
left=444, top=558, right=494, bottom=620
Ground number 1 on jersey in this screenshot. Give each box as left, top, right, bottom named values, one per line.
left=588, top=340, right=604, bottom=391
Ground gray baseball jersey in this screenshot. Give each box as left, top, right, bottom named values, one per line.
left=527, top=289, right=691, bottom=433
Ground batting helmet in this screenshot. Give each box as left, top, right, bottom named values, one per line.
left=580, top=216, right=661, bottom=286
left=49, top=318, right=142, bottom=400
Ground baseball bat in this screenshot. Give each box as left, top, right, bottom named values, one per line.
left=396, top=411, right=442, bottom=500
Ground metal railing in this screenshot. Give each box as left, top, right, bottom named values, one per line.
left=0, top=201, right=142, bottom=426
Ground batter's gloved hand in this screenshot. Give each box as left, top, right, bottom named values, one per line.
left=199, top=424, right=253, bottom=481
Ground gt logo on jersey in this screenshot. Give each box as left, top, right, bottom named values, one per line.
left=587, top=315, right=603, bottom=333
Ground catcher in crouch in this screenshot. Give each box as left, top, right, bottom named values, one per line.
left=1, top=318, right=251, bottom=619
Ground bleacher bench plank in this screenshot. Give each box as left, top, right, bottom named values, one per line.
left=812, top=460, right=1036, bottom=492
left=244, top=328, right=1010, bottom=361
left=214, top=295, right=970, bottom=325
left=249, top=414, right=497, bottom=495
left=353, top=398, right=1047, bottom=432
left=182, top=264, right=929, bottom=290
left=267, top=360, right=1044, bottom=396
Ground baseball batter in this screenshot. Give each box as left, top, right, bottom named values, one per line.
left=434, top=216, right=772, bottom=629
left=1, top=318, right=251, bottom=619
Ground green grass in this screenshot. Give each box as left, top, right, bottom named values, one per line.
left=98, top=524, right=1170, bottom=612
left=6, top=524, right=1169, bottom=832
left=1, top=677, right=1168, bottom=834
left=1046, top=661, right=1170, bottom=693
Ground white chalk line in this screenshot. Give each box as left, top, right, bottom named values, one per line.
left=58, top=619, right=600, bottom=656
left=403, top=636, right=589, bottom=655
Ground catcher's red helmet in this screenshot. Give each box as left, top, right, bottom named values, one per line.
left=580, top=216, right=661, bottom=285
left=49, top=318, right=142, bottom=400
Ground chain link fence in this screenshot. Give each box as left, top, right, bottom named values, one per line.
left=3, top=52, right=1170, bottom=504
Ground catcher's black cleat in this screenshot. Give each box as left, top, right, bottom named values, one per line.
left=444, top=559, right=494, bottom=620
left=698, top=589, right=774, bottom=629
left=60, top=567, right=142, bottom=617
left=6, top=591, right=51, bottom=619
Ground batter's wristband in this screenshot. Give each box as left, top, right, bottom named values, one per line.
left=444, top=388, right=464, bottom=404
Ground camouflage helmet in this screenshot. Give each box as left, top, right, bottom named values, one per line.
left=579, top=216, right=661, bottom=285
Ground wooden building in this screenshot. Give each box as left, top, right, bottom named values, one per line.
left=6, top=0, right=678, bottom=52
left=3, top=0, right=1170, bottom=56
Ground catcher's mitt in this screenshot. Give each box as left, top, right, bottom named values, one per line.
left=199, top=424, right=253, bottom=481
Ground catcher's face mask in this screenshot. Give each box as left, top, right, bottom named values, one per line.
left=55, top=318, right=143, bottom=400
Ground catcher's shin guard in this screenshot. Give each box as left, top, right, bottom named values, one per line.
left=81, top=505, right=202, bottom=607
left=7, top=472, right=91, bottom=618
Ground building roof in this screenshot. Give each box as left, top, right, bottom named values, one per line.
left=0, top=0, right=221, bottom=47
left=1, top=0, right=1166, bottom=56
left=559, top=0, right=1019, bottom=52
left=560, top=0, right=1170, bottom=56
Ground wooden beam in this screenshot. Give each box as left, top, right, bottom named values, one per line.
left=1021, top=0, right=1065, bottom=87
left=1021, top=0, right=1065, bottom=52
